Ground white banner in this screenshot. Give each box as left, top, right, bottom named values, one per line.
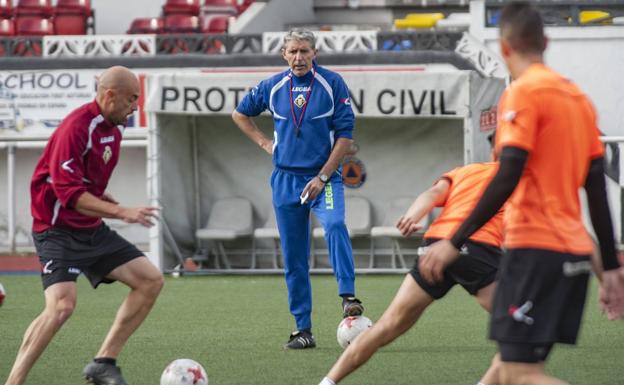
left=0, top=68, right=164, bottom=139
left=0, top=70, right=98, bottom=138
left=146, top=66, right=471, bottom=118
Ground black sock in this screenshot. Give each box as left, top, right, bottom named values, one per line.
left=94, top=357, right=116, bottom=366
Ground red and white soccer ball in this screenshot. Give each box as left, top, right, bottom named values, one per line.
left=160, top=359, right=208, bottom=385
left=337, top=315, right=373, bottom=349
left=0, top=283, right=6, bottom=307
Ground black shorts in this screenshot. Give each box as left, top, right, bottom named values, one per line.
left=489, top=248, right=591, bottom=362
left=409, top=238, right=501, bottom=299
left=33, top=223, right=144, bottom=290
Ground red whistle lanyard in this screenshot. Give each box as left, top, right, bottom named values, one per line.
left=289, top=71, right=315, bottom=136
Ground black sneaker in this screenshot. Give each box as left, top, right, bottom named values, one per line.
left=283, top=330, right=316, bottom=350
left=342, top=297, right=364, bottom=318
left=83, top=360, right=130, bottom=385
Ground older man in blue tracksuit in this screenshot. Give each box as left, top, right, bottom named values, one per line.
left=232, top=28, right=364, bottom=349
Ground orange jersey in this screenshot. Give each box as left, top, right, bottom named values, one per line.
left=495, top=64, right=604, bottom=254
left=425, top=162, right=504, bottom=247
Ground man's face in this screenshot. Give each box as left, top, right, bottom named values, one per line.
left=106, top=82, right=140, bottom=126
left=282, top=39, right=317, bottom=77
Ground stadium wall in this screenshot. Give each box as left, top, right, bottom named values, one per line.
left=145, top=67, right=505, bottom=270
left=470, top=0, right=624, bottom=138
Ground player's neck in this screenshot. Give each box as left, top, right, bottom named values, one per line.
left=509, top=55, right=543, bottom=80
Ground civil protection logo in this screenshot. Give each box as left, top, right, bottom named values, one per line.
left=342, top=156, right=366, bottom=189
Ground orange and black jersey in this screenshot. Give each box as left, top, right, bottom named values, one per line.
left=495, top=64, right=602, bottom=255
left=425, top=162, right=503, bottom=248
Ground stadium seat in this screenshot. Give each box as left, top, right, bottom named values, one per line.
left=203, top=0, right=238, bottom=16
left=195, top=197, right=254, bottom=269
left=394, top=13, right=445, bottom=29
left=56, top=0, right=93, bottom=16
left=435, top=13, right=470, bottom=29
left=0, top=0, right=13, bottom=18
left=201, top=14, right=230, bottom=33
left=311, top=196, right=371, bottom=268
left=15, top=0, right=53, bottom=17
left=162, top=0, right=200, bottom=16
left=15, top=16, right=54, bottom=35
left=54, top=10, right=87, bottom=35
left=579, top=10, right=611, bottom=25
left=0, top=18, right=14, bottom=36
left=127, top=17, right=163, bottom=34
left=253, top=209, right=281, bottom=269
left=163, top=14, right=200, bottom=33
left=370, top=197, right=431, bottom=269
left=56, top=0, right=94, bottom=34
left=237, top=0, right=253, bottom=14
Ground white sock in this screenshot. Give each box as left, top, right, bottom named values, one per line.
left=477, top=382, right=486, bottom=385
left=319, top=377, right=336, bottom=385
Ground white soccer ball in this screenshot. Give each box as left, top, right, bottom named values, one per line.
left=160, top=359, right=208, bottom=385
left=337, top=315, right=373, bottom=349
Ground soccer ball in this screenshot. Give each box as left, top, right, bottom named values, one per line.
left=0, top=283, right=6, bottom=307
left=160, top=359, right=208, bottom=385
left=337, top=315, right=372, bottom=349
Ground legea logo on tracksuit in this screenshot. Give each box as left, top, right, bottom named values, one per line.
left=324, top=184, right=334, bottom=209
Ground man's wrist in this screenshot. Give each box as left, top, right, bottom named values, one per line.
left=318, top=173, right=329, bottom=184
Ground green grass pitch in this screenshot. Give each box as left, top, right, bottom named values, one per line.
left=0, top=275, right=622, bottom=385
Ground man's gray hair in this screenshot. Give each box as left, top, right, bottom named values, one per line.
left=282, top=28, right=317, bottom=50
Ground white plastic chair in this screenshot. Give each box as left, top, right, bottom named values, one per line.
left=311, top=196, right=372, bottom=267
left=253, top=209, right=281, bottom=269
left=370, top=197, right=430, bottom=269
left=195, top=197, right=254, bottom=269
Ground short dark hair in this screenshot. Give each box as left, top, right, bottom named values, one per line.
left=499, top=2, right=546, bottom=55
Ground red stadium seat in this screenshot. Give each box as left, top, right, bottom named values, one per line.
left=163, top=14, right=200, bottom=33
left=15, top=16, right=54, bottom=35
left=203, top=0, right=237, bottom=15
left=127, top=17, right=163, bottom=34
left=201, top=14, right=230, bottom=33
left=0, top=0, right=13, bottom=18
left=0, top=17, right=14, bottom=36
left=237, top=0, right=254, bottom=14
left=56, top=0, right=93, bottom=17
left=15, top=0, right=53, bottom=17
left=162, top=0, right=200, bottom=16
left=54, top=11, right=87, bottom=35
left=55, top=0, right=94, bottom=35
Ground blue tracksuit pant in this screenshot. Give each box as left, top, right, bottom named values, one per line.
left=271, top=168, right=355, bottom=331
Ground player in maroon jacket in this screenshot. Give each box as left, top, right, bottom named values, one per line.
left=3, top=66, right=163, bottom=385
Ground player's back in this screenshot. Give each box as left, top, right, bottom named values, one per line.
left=496, top=64, right=604, bottom=254
left=425, top=162, right=503, bottom=247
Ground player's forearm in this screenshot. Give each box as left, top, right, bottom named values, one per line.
left=405, top=190, right=438, bottom=224
left=320, top=137, right=353, bottom=176
left=585, top=157, right=619, bottom=271
left=232, top=110, right=271, bottom=150
left=75, top=192, right=123, bottom=219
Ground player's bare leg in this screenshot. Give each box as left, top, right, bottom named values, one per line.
left=4, top=282, right=77, bottom=385
left=479, top=353, right=502, bottom=385
left=500, top=362, right=568, bottom=385
left=95, top=257, right=163, bottom=358
left=473, top=283, right=500, bottom=385
left=325, top=275, right=433, bottom=383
